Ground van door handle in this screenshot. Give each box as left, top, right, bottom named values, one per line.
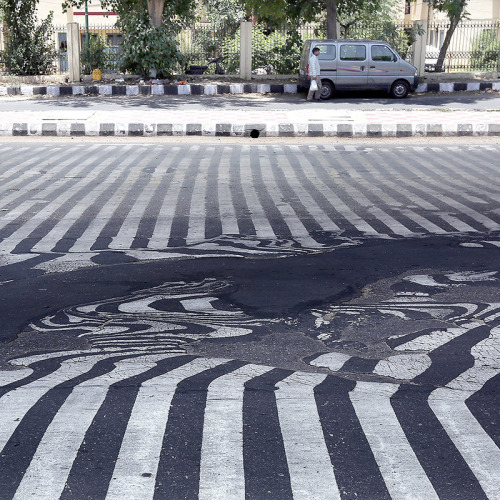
left=360, top=66, right=365, bottom=71
left=370, top=66, right=376, bottom=69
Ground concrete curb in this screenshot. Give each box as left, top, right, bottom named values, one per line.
left=2, top=121, right=500, bottom=137
left=1, top=81, right=500, bottom=97
left=0, top=83, right=299, bottom=97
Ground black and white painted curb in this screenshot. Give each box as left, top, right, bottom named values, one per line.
left=0, top=83, right=298, bottom=97
left=1, top=81, right=499, bottom=97
left=2, top=121, right=500, bottom=137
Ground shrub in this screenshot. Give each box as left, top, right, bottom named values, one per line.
left=117, top=17, right=182, bottom=77
left=0, top=4, right=57, bottom=75
left=80, top=35, right=114, bottom=74
left=221, top=24, right=304, bottom=74
left=470, top=28, right=500, bottom=71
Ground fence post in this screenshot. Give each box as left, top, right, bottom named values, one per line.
left=412, top=20, right=427, bottom=75
left=240, top=21, right=252, bottom=79
left=67, top=22, right=81, bottom=82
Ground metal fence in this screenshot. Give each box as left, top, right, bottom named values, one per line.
left=2, top=18, right=500, bottom=76
left=426, top=19, right=500, bottom=72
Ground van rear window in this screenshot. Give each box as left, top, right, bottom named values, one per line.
left=340, top=44, right=366, bottom=61
left=316, top=44, right=336, bottom=60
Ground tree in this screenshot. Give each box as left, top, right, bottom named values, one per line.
left=431, top=0, right=469, bottom=72
left=62, top=0, right=196, bottom=29
left=62, top=0, right=196, bottom=75
left=0, top=0, right=57, bottom=75
left=242, top=0, right=393, bottom=39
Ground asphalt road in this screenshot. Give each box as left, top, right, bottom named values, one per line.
left=0, top=141, right=499, bottom=499
left=1, top=90, right=500, bottom=112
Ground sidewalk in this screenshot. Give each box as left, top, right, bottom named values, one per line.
left=2, top=108, right=500, bottom=137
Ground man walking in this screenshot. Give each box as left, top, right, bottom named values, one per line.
left=307, top=46, right=322, bottom=101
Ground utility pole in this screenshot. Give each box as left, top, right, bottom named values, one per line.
left=84, top=0, right=90, bottom=65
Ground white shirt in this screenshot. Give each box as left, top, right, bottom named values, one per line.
left=308, top=53, right=321, bottom=77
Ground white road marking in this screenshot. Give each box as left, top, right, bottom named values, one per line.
left=198, top=363, right=273, bottom=500
left=275, top=372, right=340, bottom=500
left=350, top=381, right=440, bottom=500
left=428, top=326, right=500, bottom=499
left=0, top=354, right=110, bottom=453
left=13, top=354, right=174, bottom=500
left=106, top=357, right=229, bottom=500
left=309, top=352, right=351, bottom=371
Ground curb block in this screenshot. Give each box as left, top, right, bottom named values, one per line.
left=0, top=83, right=299, bottom=97
left=1, top=81, right=500, bottom=97
left=2, top=121, right=500, bottom=138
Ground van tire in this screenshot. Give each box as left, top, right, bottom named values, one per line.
left=320, top=80, right=334, bottom=100
left=390, top=80, right=410, bottom=99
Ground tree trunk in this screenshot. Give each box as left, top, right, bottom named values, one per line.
left=147, top=0, right=165, bottom=28
left=325, top=0, right=338, bottom=39
left=435, top=15, right=459, bottom=72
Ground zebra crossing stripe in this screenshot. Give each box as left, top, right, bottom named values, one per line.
left=257, top=146, right=323, bottom=248
left=0, top=354, right=112, bottom=453
left=31, top=146, right=142, bottom=254
left=428, top=326, right=500, bottom=499
left=417, top=148, right=495, bottom=205
left=350, top=382, right=440, bottom=500
left=148, top=146, right=199, bottom=249
left=298, top=146, right=381, bottom=235
left=0, top=367, right=33, bottom=386
left=275, top=372, right=340, bottom=500
left=238, top=145, right=276, bottom=239
left=332, top=152, right=417, bottom=237
left=72, top=146, right=164, bottom=253
left=198, top=363, right=274, bottom=500
left=186, top=150, right=211, bottom=245
left=1, top=145, right=500, bottom=259
left=104, top=145, right=165, bottom=250
left=12, top=354, right=172, bottom=500
left=281, top=146, right=341, bottom=232
left=390, top=149, right=500, bottom=232
left=272, top=145, right=341, bottom=233
left=218, top=147, right=240, bottom=236
left=106, top=357, right=229, bottom=500
left=0, top=148, right=114, bottom=255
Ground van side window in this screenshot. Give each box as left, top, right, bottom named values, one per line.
left=340, top=44, right=366, bottom=61
left=316, top=44, right=336, bottom=60
left=371, top=45, right=395, bottom=61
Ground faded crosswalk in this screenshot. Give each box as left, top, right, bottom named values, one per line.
left=1, top=143, right=500, bottom=499
left=1, top=143, right=500, bottom=269
left=0, top=272, right=498, bottom=499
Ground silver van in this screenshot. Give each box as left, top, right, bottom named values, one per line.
left=299, top=39, right=419, bottom=99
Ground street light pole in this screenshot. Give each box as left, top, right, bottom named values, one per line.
left=84, top=0, right=90, bottom=66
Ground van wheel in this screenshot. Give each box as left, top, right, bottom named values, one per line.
left=390, top=80, right=410, bottom=99
left=320, top=80, right=334, bottom=100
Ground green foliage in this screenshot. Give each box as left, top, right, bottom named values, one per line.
left=118, top=17, right=181, bottom=76
left=202, top=0, right=246, bottom=31
left=63, top=0, right=196, bottom=75
left=431, top=0, right=469, bottom=20
left=343, top=21, right=423, bottom=59
left=180, top=1, right=245, bottom=71
left=470, top=27, right=500, bottom=71
left=0, top=0, right=57, bottom=75
left=251, top=27, right=304, bottom=73
left=80, top=35, right=114, bottom=73
left=221, top=24, right=305, bottom=74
